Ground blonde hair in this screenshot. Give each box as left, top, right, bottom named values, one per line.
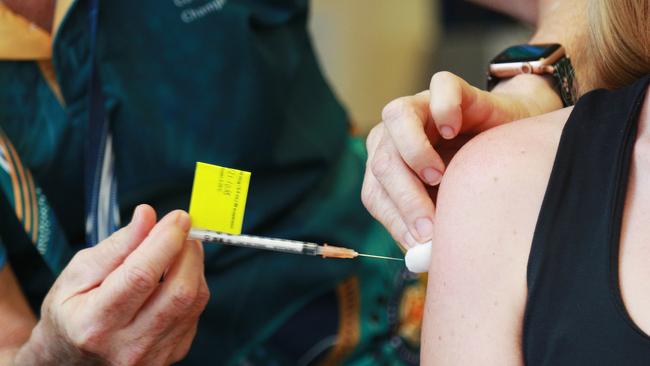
left=589, top=0, right=650, bottom=89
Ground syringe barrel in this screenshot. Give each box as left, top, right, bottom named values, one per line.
left=189, top=229, right=320, bottom=256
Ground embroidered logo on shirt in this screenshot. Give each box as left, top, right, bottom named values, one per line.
left=172, top=0, right=228, bottom=23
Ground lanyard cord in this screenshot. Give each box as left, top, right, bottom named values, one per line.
left=85, top=0, right=120, bottom=246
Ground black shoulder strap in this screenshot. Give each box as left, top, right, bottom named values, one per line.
left=524, top=75, right=650, bottom=363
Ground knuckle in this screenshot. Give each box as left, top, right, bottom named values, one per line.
left=360, top=182, right=374, bottom=210
left=60, top=249, right=93, bottom=284
left=376, top=212, right=402, bottom=242
left=189, top=289, right=210, bottom=318
left=431, top=70, right=455, bottom=86
left=170, top=286, right=197, bottom=311
left=69, top=323, right=106, bottom=353
left=402, top=137, right=432, bottom=165
left=382, top=97, right=411, bottom=121
left=361, top=184, right=384, bottom=221
left=385, top=210, right=405, bottom=234
left=195, top=285, right=211, bottom=310
left=69, top=248, right=91, bottom=267
left=149, top=311, right=172, bottom=335
left=430, top=100, right=460, bottom=123
left=101, top=233, right=123, bottom=254
left=399, top=192, right=425, bottom=215
left=124, top=266, right=158, bottom=294
left=365, top=125, right=382, bottom=151
left=370, top=150, right=392, bottom=178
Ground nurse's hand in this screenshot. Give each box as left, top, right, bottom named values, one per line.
left=362, top=72, right=563, bottom=249
left=14, top=205, right=210, bottom=366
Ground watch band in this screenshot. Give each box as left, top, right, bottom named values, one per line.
left=487, top=56, right=577, bottom=107
left=552, top=57, right=577, bottom=107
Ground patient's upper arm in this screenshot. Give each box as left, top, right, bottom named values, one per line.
left=421, top=112, right=566, bottom=365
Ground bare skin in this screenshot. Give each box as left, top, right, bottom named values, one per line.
left=1, top=0, right=55, bottom=32
left=362, top=0, right=592, bottom=249
left=0, top=0, right=594, bottom=362
left=421, top=87, right=650, bottom=364
left=1, top=206, right=210, bottom=365
left=0, top=265, right=37, bottom=362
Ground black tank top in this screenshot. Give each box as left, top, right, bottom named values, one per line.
left=524, top=75, right=650, bottom=365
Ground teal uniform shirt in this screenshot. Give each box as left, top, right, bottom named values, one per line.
left=0, top=0, right=424, bottom=364
left=0, top=238, right=4, bottom=268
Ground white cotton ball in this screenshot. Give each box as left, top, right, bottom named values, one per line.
left=404, top=241, right=432, bottom=273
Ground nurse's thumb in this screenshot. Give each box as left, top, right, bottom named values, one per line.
left=60, top=205, right=158, bottom=290
left=88, top=205, right=157, bottom=275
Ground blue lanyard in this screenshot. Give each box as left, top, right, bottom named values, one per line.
left=0, top=129, right=73, bottom=274
left=86, top=0, right=120, bottom=246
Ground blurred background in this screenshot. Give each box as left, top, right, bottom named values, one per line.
left=309, top=0, right=532, bottom=134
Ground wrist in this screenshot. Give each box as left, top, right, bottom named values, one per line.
left=491, top=73, right=564, bottom=117
left=13, top=323, right=63, bottom=366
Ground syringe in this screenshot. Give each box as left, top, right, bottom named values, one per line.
left=188, top=228, right=403, bottom=261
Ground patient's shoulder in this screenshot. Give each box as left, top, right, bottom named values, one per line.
left=448, top=107, right=572, bottom=184
left=434, top=106, right=574, bottom=269
left=421, top=108, right=574, bottom=364
left=438, top=107, right=573, bottom=240
left=439, top=107, right=571, bottom=209
left=432, top=106, right=573, bottom=264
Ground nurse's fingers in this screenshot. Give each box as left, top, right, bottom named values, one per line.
left=59, top=205, right=157, bottom=293
left=381, top=92, right=446, bottom=186
left=429, top=71, right=510, bottom=138
left=124, top=239, right=208, bottom=358
left=361, top=165, right=417, bottom=250
left=429, top=71, right=467, bottom=140
left=91, top=211, right=191, bottom=325
left=368, top=132, right=436, bottom=243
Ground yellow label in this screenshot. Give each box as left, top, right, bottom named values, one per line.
left=189, top=162, right=251, bottom=234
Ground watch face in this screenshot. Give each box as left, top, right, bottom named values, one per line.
left=491, top=44, right=561, bottom=64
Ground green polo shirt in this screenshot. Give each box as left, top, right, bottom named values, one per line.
left=0, top=1, right=423, bottom=364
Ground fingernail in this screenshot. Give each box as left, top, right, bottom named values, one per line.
left=415, top=217, right=434, bottom=241
left=439, top=125, right=455, bottom=139
left=176, top=211, right=191, bottom=232
left=422, top=168, right=442, bottom=186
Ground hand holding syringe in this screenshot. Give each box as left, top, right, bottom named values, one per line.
left=188, top=228, right=403, bottom=261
